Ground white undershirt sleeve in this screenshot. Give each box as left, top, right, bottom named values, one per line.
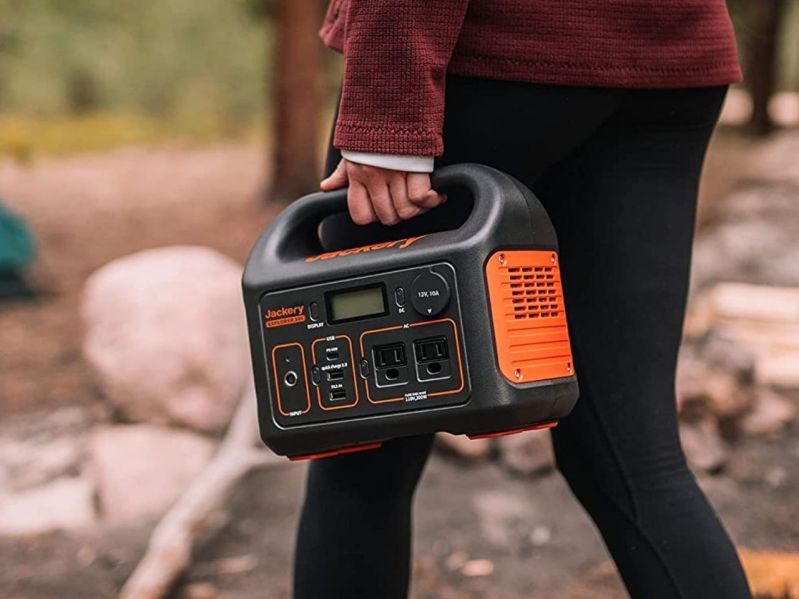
left=341, top=150, right=434, bottom=173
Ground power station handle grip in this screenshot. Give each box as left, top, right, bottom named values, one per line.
left=267, top=163, right=504, bottom=261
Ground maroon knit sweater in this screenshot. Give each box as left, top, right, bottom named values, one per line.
left=320, top=0, right=741, bottom=157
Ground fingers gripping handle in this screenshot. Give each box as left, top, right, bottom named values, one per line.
left=264, top=164, right=506, bottom=263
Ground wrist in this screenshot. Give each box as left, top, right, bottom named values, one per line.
left=341, top=150, right=434, bottom=173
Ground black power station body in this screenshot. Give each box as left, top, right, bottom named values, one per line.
left=243, top=164, right=578, bottom=459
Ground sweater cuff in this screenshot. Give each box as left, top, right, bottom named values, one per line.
left=341, top=151, right=434, bottom=173
left=334, top=122, right=443, bottom=156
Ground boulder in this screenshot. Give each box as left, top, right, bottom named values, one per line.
left=82, top=246, right=248, bottom=432
left=89, top=424, right=215, bottom=523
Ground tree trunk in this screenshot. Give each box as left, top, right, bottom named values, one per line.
left=268, top=0, right=324, bottom=203
left=746, top=0, right=786, bottom=136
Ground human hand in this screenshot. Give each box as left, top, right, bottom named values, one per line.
left=320, top=159, right=445, bottom=226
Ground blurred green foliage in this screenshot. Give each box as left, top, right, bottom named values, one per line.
left=0, top=0, right=271, bottom=155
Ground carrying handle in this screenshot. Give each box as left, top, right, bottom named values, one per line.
left=263, top=163, right=509, bottom=262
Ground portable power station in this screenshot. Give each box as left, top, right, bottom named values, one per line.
left=243, top=163, right=578, bottom=459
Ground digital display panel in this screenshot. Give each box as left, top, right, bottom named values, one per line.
left=327, top=285, right=387, bottom=323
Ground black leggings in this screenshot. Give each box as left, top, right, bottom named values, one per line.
left=294, top=78, right=752, bottom=599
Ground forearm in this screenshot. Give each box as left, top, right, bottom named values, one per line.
left=334, top=0, right=470, bottom=156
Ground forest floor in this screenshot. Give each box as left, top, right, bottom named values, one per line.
left=1, top=130, right=797, bottom=599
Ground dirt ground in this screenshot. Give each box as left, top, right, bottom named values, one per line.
left=1, top=130, right=798, bottom=598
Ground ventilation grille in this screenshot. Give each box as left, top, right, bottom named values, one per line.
left=486, top=250, right=574, bottom=383
left=507, top=266, right=562, bottom=320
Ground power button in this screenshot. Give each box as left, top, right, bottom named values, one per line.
left=394, top=286, right=406, bottom=307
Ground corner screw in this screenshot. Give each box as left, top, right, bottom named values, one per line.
left=498, top=254, right=506, bottom=265
left=551, top=254, right=556, bottom=264
left=514, top=369, right=522, bottom=379
left=567, top=363, right=572, bottom=373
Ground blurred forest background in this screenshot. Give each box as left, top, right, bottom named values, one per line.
left=0, top=0, right=796, bottom=160
left=2, top=2, right=799, bottom=599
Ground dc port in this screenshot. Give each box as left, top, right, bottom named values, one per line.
left=284, top=371, right=298, bottom=387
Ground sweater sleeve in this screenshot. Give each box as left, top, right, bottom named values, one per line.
left=333, top=0, right=470, bottom=157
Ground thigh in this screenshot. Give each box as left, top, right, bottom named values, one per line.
left=539, top=87, right=728, bottom=494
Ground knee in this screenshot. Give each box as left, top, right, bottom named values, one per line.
left=306, top=435, right=433, bottom=506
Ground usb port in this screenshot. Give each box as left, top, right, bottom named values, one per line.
left=326, top=368, right=344, bottom=382
left=326, top=347, right=340, bottom=361
left=329, top=389, right=347, bottom=402
left=414, top=337, right=448, bottom=362
left=374, top=343, right=406, bottom=368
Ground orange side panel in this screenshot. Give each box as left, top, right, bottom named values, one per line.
left=485, top=250, right=574, bottom=384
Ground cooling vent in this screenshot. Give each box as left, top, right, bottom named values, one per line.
left=485, top=250, right=574, bottom=384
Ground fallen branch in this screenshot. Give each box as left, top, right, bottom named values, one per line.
left=119, top=384, right=288, bottom=599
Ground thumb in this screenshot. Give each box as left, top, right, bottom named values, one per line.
left=320, top=159, right=349, bottom=191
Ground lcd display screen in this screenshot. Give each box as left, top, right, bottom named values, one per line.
left=327, top=285, right=387, bottom=323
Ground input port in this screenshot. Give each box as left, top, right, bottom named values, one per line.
left=326, top=347, right=340, bottom=362
left=283, top=371, right=298, bottom=387
left=374, top=343, right=406, bottom=368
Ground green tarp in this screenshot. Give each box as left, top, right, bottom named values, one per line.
left=0, top=203, right=36, bottom=272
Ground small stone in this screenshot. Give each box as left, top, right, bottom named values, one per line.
left=676, top=351, right=751, bottom=421
left=498, top=430, right=554, bottom=477
left=89, top=424, right=215, bottom=523
left=461, top=559, right=494, bottom=577
left=182, top=582, right=219, bottom=599
left=435, top=433, right=492, bottom=461
left=445, top=551, right=469, bottom=571
left=701, top=332, right=757, bottom=382
left=213, top=554, right=257, bottom=575
left=764, top=466, right=787, bottom=488
left=530, top=525, right=552, bottom=547
left=741, top=389, right=797, bottom=436
left=680, top=418, right=728, bottom=474
left=756, top=351, right=799, bottom=388
left=0, top=476, right=96, bottom=536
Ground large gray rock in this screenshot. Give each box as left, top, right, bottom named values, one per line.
left=89, top=424, right=215, bottom=523
left=82, top=246, right=248, bottom=432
